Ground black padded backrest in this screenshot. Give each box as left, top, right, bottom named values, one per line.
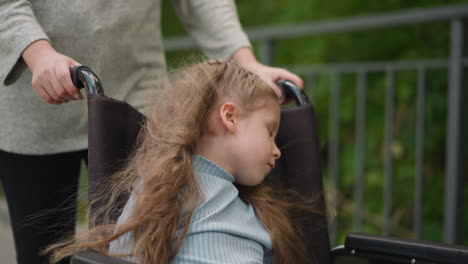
left=267, top=104, right=331, bottom=264
left=87, top=94, right=145, bottom=223
left=86, top=94, right=330, bottom=264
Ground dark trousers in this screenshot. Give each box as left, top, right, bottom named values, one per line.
left=0, top=149, right=87, bottom=264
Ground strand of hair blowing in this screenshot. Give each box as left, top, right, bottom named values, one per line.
left=237, top=183, right=320, bottom=264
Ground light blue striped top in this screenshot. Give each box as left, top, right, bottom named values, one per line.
left=109, top=154, right=273, bottom=263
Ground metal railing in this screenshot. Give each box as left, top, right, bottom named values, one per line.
left=164, top=4, right=468, bottom=245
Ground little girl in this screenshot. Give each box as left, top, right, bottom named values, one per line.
left=49, top=60, right=317, bottom=263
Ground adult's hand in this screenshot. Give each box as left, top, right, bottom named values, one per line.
left=22, top=40, right=83, bottom=105
left=231, top=47, right=303, bottom=98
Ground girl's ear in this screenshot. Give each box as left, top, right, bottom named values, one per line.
left=219, top=101, right=238, bottom=133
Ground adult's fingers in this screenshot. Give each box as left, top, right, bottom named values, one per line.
left=35, top=84, right=63, bottom=105
left=55, top=61, right=83, bottom=100
left=31, top=73, right=64, bottom=104
left=69, top=59, right=84, bottom=99
left=276, top=68, right=304, bottom=88
left=50, top=75, right=74, bottom=102
left=45, top=79, right=68, bottom=103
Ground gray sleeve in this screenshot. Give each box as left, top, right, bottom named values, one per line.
left=0, top=0, right=49, bottom=85
left=171, top=0, right=252, bottom=60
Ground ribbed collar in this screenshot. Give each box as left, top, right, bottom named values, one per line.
left=192, top=154, right=235, bottom=183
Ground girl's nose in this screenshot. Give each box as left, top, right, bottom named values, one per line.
left=273, top=144, right=281, bottom=159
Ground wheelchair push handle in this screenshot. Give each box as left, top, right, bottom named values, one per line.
left=276, top=79, right=310, bottom=106
left=70, top=66, right=104, bottom=95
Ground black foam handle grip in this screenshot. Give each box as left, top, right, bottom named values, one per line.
left=70, top=66, right=104, bottom=95
left=276, top=79, right=310, bottom=106
left=70, top=66, right=92, bottom=89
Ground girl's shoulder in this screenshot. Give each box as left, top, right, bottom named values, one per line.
left=191, top=171, right=272, bottom=252
left=190, top=154, right=272, bottom=251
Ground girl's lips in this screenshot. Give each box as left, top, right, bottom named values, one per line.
left=268, top=163, right=275, bottom=169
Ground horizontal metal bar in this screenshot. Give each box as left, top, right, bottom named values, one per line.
left=164, top=4, right=468, bottom=51
left=286, top=59, right=453, bottom=75
left=164, top=35, right=196, bottom=50
left=247, top=4, right=468, bottom=41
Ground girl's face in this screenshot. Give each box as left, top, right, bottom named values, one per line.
left=230, top=98, right=281, bottom=186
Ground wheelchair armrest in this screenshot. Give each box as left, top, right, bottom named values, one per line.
left=71, top=250, right=134, bottom=264
left=344, top=232, right=468, bottom=264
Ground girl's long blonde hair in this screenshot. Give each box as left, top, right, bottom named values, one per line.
left=48, top=60, right=319, bottom=264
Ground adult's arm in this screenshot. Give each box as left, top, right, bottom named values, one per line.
left=0, top=0, right=82, bottom=104
left=171, top=0, right=303, bottom=96
left=231, top=47, right=303, bottom=95
left=0, top=0, right=48, bottom=85
left=171, top=0, right=251, bottom=60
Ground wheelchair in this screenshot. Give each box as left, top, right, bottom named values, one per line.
left=69, top=66, right=468, bottom=264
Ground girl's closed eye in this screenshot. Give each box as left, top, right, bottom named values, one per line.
left=269, top=123, right=279, bottom=137
left=266, top=122, right=274, bottom=136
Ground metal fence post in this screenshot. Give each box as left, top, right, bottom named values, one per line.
left=260, top=38, right=274, bottom=66
left=414, top=66, right=426, bottom=240
left=443, top=18, right=467, bottom=244
left=354, top=70, right=367, bottom=232
left=383, top=68, right=395, bottom=236
left=329, top=72, right=341, bottom=246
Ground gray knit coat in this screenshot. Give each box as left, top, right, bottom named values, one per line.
left=0, top=0, right=251, bottom=154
